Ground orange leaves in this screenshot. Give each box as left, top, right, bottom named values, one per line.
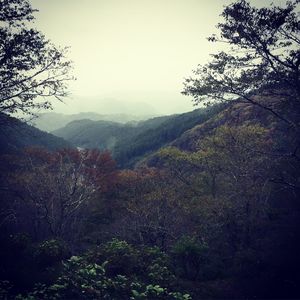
left=11, top=146, right=118, bottom=195
left=1, top=147, right=119, bottom=239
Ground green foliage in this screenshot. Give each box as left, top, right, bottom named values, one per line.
left=87, top=240, right=176, bottom=286
left=131, top=284, right=192, bottom=300
left=34, top=240, right=70, bottom=268
left=22, top=256, right=112, bottom=299
left=88, top=239, right=140, bottom=276
left=20, top=247, right=190, bottom=300
left=159, top=124, right=272, bottom=200
left=172, top=236, right=209, bottom=280
left=142, top=246, right=176, bottom=286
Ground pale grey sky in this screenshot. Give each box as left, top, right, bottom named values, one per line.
left=29, top=0, right=286, bottom=115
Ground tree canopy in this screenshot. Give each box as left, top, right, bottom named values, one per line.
left=183, top=0, right=300, bottom=125
left=0, top=0, right=73, bottom=118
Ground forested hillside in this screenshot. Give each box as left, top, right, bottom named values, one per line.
left=2, top=92, right=300, bottom=298
left=51, top=105, right=225, bottom=167
left=51, top=114, right=172, bottom=152
left=114, top=104, right=226, bottom=167
left=0, top=114, right=71, bottom=156
left=1, top=0, right=300, bottom=299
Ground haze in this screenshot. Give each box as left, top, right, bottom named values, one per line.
left=29, top=0, right=286, bottom=115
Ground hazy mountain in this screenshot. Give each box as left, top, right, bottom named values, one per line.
left=51, top=115, right=172, bottom=152
left=52, top=119, right=130, bottom=151
left=33, top=112, right=157, bottom=132
left=51, top=105, right=226, bottom=167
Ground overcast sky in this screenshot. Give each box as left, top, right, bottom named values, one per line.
left=29, top=0, right=286, bottom=115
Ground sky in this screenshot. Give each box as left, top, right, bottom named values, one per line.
left=29, top=0, right=286, bottom=115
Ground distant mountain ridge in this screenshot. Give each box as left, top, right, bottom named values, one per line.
left=51, top=105, right=226, bottom=167
left=52, top=115, right=173, bottom=154
left=33, top=112, right=157, bottom=132
left=52, top=119, right=129, bottom=151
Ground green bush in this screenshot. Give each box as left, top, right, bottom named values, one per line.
left=22, top=254, right=190, bottom=300
left=87, top=239, right=141, bottom=276
left=34, top=240, right=70, bottom=268
left=131, top=284, right=192, bottom=300
left=87, top=240, right=175, bottom=286
left=140, top=246, right=175, bottom=286
left=172, top=236, right=209, bottom=280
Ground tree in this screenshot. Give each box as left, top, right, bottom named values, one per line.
left=182, top=0, right=300, bottom=198
left=183, top=0, right=300, bottom=126
left=114, top=168, right=190, bottom=249
left=0, top=0, right=73, bottom=118
left=158, top=125, right=274, bottom=251
left=1, top=148, right=117, bottom=243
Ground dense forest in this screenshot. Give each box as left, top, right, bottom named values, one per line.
left=0, top=0, right=300, bottom=299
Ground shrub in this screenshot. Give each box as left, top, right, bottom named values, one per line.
left=87, top=239, right=140, bottom=276
left=34, top=240, right=70, bottom=268
left=22, top=255, right=190, bottom=300
left=172, top=236, right=209, bottom=280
